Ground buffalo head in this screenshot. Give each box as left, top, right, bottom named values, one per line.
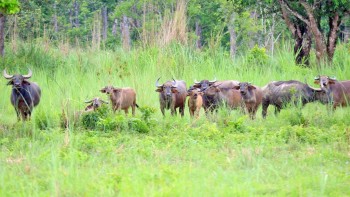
left=193, top=78, right=216, bottom=90
left=3, top=69, right=32, bottom=88
left=234, top=82, right=255, bottom=96
left=314, top=75, right=336, bottom=92
left=187, top=87, right=202, bottom=99
left=155, top=77, right=178, bottom=97
left=85, top=97, right=108, bottom=111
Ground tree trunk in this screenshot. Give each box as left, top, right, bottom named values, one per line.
left=195, top=19, right=202, bottom=49
left=280, top=3, right=311, bottom=65
left=228, top=13, right=236, bottom=59
left=326, top=13, right=341, bottom=63
left=69, top=9, right=74, bottom=28
left=0, top=14, right=6, bottom=57
left=112, top=19, right=118, bottom=37
left=101, top=6, right=108, bottom=40
left=53, top=3, right=58, bottom=33
left=121, top=15, right=131, bottom=51
left=73, top=0, right=80, bottom=28
left=248, top=11, right=257, bottom=48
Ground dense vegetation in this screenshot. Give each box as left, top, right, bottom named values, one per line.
left=0, top=40, right=350, bottom=195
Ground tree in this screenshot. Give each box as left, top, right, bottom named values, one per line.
left=279, top=0, right=350, bottom=64
left=0, top=0, right=20, bottom=56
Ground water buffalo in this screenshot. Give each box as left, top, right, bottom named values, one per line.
left=200, top=80, right=241, bottom=113
left=3, top=69, right=41, bottom=121
left=100, top=86, right=138, bottom=116
left=314, top=75, right=350, bottom=109
left=193, top=78, right=217, bottom=91
left=84, top=97, right=109, bottom=112
left=262, top=80, right=325, bottom=118
left=187, top=87, right=203, bottom=118
left=155, top=78, right=187, bottom=116
left=234, top=82, right=263, bottom=119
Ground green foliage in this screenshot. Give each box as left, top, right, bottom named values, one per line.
left=0, top=0, right=20, bottom=14
left=128, top=118, right=150, bottom=133
left=247, top=45, right=268, bottom=65
left=81, top=106, right=109, bottom=130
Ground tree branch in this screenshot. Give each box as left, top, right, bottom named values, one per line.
left=279, top=0, right=310, bottom=26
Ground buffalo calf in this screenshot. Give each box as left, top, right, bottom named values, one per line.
left=187, top=87, right=203, bottom=118
left=84, top=97, right=109, bottom=112
left=100, top=86, right=138, bottom=116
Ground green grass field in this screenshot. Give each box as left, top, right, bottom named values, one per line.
left=0, top=41, right=349, bottom=196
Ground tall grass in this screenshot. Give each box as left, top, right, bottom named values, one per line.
left=0, top=41, right=349, bottom=196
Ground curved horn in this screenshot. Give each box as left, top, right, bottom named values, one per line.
left=22, top=69, right=32, bottom=79
left=85, top=99, right=93, bottom=103
left=101, top=99, right=109, bottom=104
left=314, top=76, right=320, bottom=80
left=3, top=69, right=13, bottom=79
left=194, top=79, right=200, bottom=84
left=172, top=78, right=178, bottom=88
left=155, top=77, right=162, bottom=87
left=209, top=77, right=217, bottom=83
left=329, top=76, right=336, bottom=80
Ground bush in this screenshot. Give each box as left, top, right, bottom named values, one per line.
left=247, top=45, right=268, bottom=65
left=81, top=106, right=109, bottom=130
left=128, top=118, right=150, bottom=133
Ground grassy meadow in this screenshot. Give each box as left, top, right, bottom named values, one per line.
left=0, top=41, right=350, bottom=196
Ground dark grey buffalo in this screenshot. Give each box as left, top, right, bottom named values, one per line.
left=3, top=69, right=41, bottom=121
left=262, top=80, right=325, bottom=118
left=234, top=82, right=263, bottom=119
left=193, top=78, right=217, bottom=91
left=314, top=75, right=350, bottom=109
left=155, top=78, right=187, bottom=116
left=200, top=80, right=241, bottom=113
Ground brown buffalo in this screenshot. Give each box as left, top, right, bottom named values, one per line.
left=156, top=78, right=187, bottom=116
left=100, top=86, right=138, bottom=116
left=200, top=80, right=241, bottom=113
left=187, top=87, right=203, bottom=118
left=234, top=82, right=262, bottom=119
left=3, top=69, right=41, bottom=121
left=262, top=80, right=326, bottom=118
left=84, top=97, right=109, bottom=112
left=314, top=75, right=350, bottom=109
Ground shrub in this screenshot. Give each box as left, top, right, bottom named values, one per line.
left=128, top=118, right=150, bottom=133
left=81, top=106, right=109, bottom=130
left=247, top=45, right=268, bottom=65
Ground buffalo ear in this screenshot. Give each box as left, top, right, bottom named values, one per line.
left=171, top=88, right=178, bottom=93
left=113, top=88, right=121, bottom=93
left=329, top=79, right=336, bottom=84
left=193, top=84, right=201, bottom=88
left=248, top=85, right=256, bottom=90
left=100, top=88, right=106, bottom=93
left=23, top=80, right=31, bottom=85
left=233, top=85, right=240, bottom=90
left=314, top=80, right=320, bottom=85
left=155, top=88, right=162, bottom=92
left=6, top=80, right=13, bottom=86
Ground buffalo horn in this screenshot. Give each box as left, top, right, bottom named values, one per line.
left=22, top=69, right=33, bottom=79
left=209, top=77, right=217, bottom=83
left=85, top=99, right=93, bottom=103
left=155, top=77, right=162, bottom=88
left=314, top=76, right=320, bottom=80
left=101, top=99, right=109, bottom=104
left=3, top=69, right=13, bottom=79
left=329, top=76, right=336, bottom=80
left=172, top=78, right=178, bottom=88
left=194, top=79, right=200, bottom=84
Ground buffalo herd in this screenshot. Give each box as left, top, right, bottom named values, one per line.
left=3, top=69, right=350, bottom=121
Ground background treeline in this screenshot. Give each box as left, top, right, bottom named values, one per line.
left=2, top=0, right=350, bottom=65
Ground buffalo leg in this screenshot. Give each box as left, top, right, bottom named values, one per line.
left=262, top=100, right=269, bottom=118
left=179, top=105, right=184, bottom=117
left=274, top=106, right=281, bottom=115
left=132, top=105, right=136, bottom=117
left=15, top=108, right=20, bottom=121
left=161, top=107, right=165, bottom=116
left=124, top=108, right=129, bottom=116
